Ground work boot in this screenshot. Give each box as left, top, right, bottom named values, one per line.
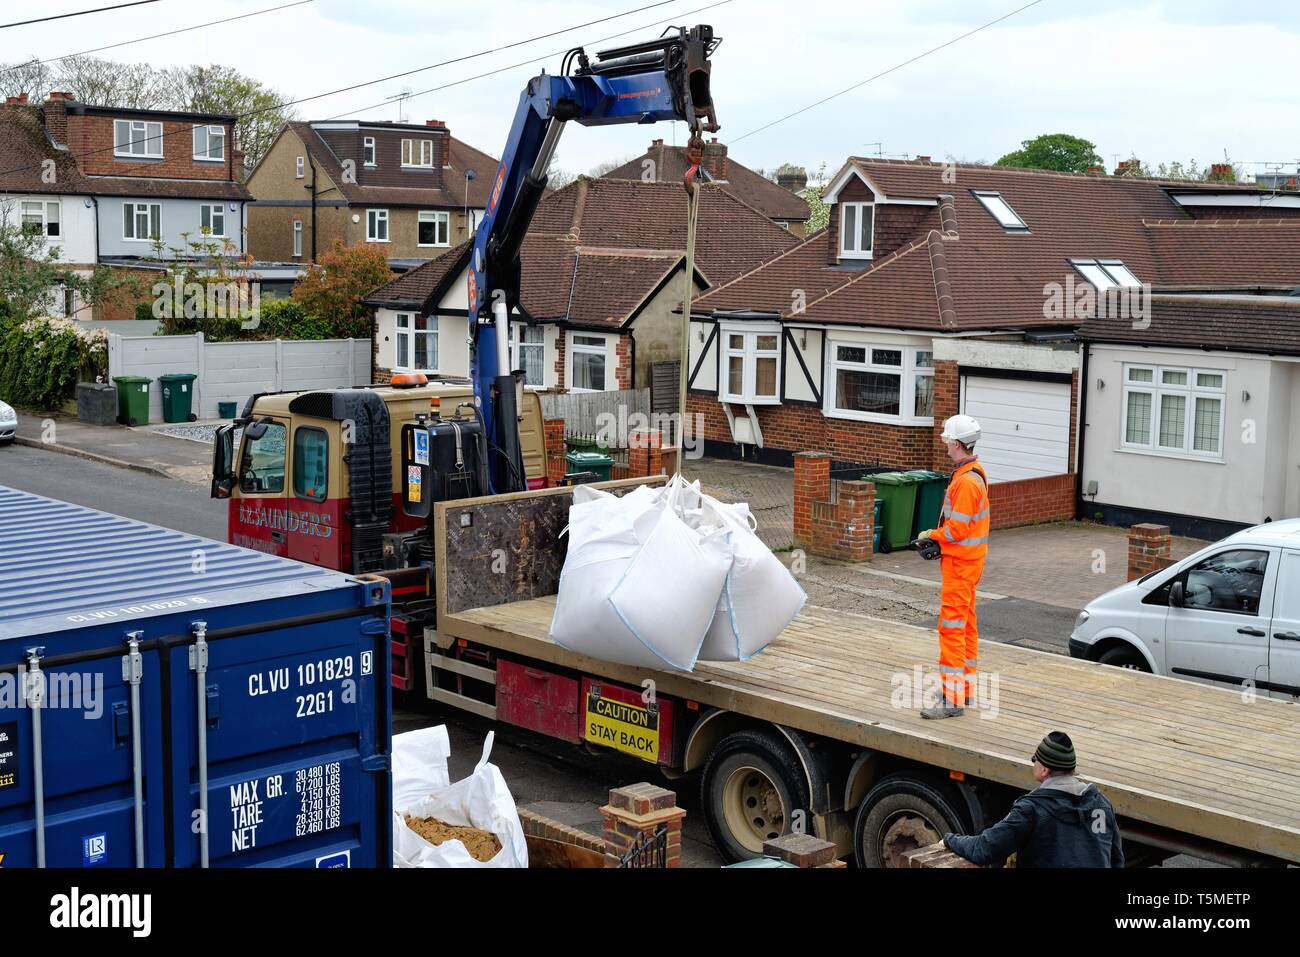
left=920, top=701, right=964, bottom=720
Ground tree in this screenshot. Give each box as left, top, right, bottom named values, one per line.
left=996, top=133, right=1104, bottom=173
left=0, top=202, right=125, bottom=319
left=291, top=241, right=392, bottom=340
left=0, top=58, right=53, bottom=102
left=589, top=154, right=635, bottom=177
left=803, top=162, right=829, bottom=233
left=161, top=64, right=297, bottom=173
left=52, top=56, right=172, bottom=109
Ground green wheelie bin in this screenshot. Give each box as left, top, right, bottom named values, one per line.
left=112, top=375, right=152, bottom=426
left=906, top=469, right=949, bottom=538
left=868, top=471, right=924, bottom=553
left=159, top=372, right=199, bottom=423
left=565, top=450, right=614, bottom=481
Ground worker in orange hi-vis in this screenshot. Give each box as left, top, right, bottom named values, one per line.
left=917, top=414, right=990, bottom=719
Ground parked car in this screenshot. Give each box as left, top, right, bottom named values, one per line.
left=0, top=400, right=15, bottom=444
left=1070, top=519, right=1300, bottom=698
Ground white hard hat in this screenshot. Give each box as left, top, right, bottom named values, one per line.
left=941, top=414, right=981, bottom=444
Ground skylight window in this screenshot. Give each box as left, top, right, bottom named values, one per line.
left=973, top=190, right=1027, bottom=230
left=1072, top=259, right=1142, bottom=289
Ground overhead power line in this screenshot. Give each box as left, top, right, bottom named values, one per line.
left=0, top=0, right=163, bottom=30
left=1, top=0, right=315, bottom=76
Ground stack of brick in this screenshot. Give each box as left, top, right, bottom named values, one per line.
left=793, top=451, right=875, bottom=562
left=1127, top=522, right=1173, bottom=581
left=902, top=843, right=981, bottom=868
left=762, top=833, right=847, bottom=868
left=600, top=783, right=685, bottom=868
left=543, top=418, right=567, bottom=485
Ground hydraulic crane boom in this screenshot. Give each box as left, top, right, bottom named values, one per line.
left=469, top=24, right=721, bottom=492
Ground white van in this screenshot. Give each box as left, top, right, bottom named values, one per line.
left=1069, top=518, right=1300, bottom=699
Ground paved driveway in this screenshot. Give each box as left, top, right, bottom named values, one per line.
left=681, top=456, right=794, bottom=549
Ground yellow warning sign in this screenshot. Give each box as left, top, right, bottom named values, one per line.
left=585, top=690, right=659, bottom=762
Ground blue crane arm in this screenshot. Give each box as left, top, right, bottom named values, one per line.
left=468, top=25, right=720, bottom=492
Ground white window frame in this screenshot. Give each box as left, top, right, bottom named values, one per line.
left=122, top=202, right=162, bottom=242
left=114, top=119, right=163, bottom=158
left=1120, top=363, right=1226, bottom=461
left=568, top=332, right=612, bottom=392
left=401, top=138, right=433, bottom=169
left=366, top=208, right=389, bottom=243
left=417, top=209, right=450, bottom=247
left=192, top=124, right=225, bottom=162
left=973, top=190, right=1028, bottom=230
left=509, top=323, right=545, bottom=387
left=20, top=200, right=61, bottom=240
left=823, top=338, right=935, bottom=425
left=839, top=201, right=874, bottom=259
left=719, top=323, right=782, bottom=405
left=394, top=312, right=438, bottom=373
left=295, top=155, right=305, bottom=178
left=199, top=203, right=225, bottom=237
left=292, top=219, right=303, bottom=258
left=363, top=137, right=376, bottom=167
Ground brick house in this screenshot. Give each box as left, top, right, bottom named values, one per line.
left=602, top=138, right=811, bottom=235
left=686, top=157, right=1300, bottom=527
left=361, top=175, right=797, bottom=387
left=245, top=119, right=498, bottom=266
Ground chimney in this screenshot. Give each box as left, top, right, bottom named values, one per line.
left=776, top=165, right=808, bottom=194
left=703, top=138, right=727, bottom=180
left=42, top=92, right=70, bottom=146
left=1115, top=158, right=1141, bottom=177
left=425, top=119, right=445, bottom=127
left=1209, top=162, right=1235, bottom=183
left=1087, top=166, right=1105, bottom=175
left=6, top=92, right=29, bottom=105
left=916, top=155, right=931, bottom=163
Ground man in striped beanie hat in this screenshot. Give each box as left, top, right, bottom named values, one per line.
left=942, top=731, right=1125, bottom=867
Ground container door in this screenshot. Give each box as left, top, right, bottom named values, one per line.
left=0, top=650, right=167, bottom=867
left=166, top=605, right=391, bottom=867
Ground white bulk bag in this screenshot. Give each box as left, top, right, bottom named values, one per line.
left=392, top=730, right=528, bottom=868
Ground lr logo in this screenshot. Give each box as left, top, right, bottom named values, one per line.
left=83, top=833, right=108, bottom=865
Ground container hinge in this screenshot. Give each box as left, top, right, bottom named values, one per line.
left=362, top=754, right=391, bottom=773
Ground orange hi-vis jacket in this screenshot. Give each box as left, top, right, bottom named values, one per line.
left=934, top=459, right=990, bottom=561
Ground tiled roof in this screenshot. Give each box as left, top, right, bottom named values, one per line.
left=694, top=158, right=1300, bottom=333
left=1078, top=294, right=1300, bottom=356
left=601, top=142, right=809, bottom=222
left=364, top=241, right=469, bottom=307
left=292, top=122, right=498, bottom=209
left=0, top=105, right=90, bottom=194
left=84, top=175, right=250, bottom=200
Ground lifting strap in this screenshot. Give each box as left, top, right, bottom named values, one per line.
left=676, top=160, right=702, bottom=476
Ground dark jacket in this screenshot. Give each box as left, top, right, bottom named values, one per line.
left=943, top=776, right=1124, bottom=868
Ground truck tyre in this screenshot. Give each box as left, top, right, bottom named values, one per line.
left=854, top=773, right=972, bottom=868
left=1098, top=645, right=1150, bottom=672
left=701, top=728, right=811, bottom=863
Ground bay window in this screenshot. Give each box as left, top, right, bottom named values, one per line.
left=570, top=333, right=610, bottom=391
left=720, top=325, right=780, bottom=404
left=395, top=313, right=438, bottom=372
left=825, top=341, right=934, bottom=422
left=1122, top=364, right=1224, bottom=458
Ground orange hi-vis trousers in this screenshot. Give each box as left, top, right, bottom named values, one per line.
left=939, top=556, right=983, bottom=707
left=933, top=457, right=990, bottom=707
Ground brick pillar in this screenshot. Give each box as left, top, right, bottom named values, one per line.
left=763, top=833, right=847, bottom=868
left=600, top=783, right=685, bottom=868
left=793, top=451, right=831, bottom=550
left=544, top=417, right=567, bottom=485
left=1128, top=523, right=1172, bottom=581
left=838, top=479, right=876, bottom=561
left=902, top=842, right=980, bottom=868
left=628, top=427, right=665, bottom=477
left=932, top=359, right=959, bottom=469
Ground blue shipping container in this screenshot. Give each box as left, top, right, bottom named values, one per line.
left=0, top=486, right=392, bottom=868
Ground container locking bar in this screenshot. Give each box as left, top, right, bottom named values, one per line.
left=24, top=648, right=45, bottom=868
left=188, top=620, right=210, bottom=868
left=123, top=631, right=145, bottom=868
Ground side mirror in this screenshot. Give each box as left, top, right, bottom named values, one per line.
left=243, top=417, right=270, bottom=441
left=1169, top=580, right=1185, bottom=609
left=210, top=424, right=236, bottom=499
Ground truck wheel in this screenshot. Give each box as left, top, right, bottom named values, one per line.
left=701, top=729, right=810, bottom=863
left=1099, top=645, right=1150, bottom=672
left=854, top=773, right=971, bottom=868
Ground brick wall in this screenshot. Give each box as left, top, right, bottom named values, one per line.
left=1128, top=523, right=1173, bottom=581
left=554, top=333, right=567, bottom=390
left=615, top=334, right=632, bottom=390
left=516, top=808, right=606, bottom=853
left=544, top=418, right=567, bottom=485
left=67, top=113, right=238, bottom=182
left=931, top=359, right=959, bottom=469
left=794, top=451, right=875, bottom=561
left=687, top=393, right=933, bottom=469
left=988, top=473, right=1075, bottom=530
left=600, top=783, right=685, bottom=868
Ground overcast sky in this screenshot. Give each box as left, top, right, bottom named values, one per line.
left=19, top=0, right=1300, bottom=180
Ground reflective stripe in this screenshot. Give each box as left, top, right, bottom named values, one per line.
left=939, top=617, right=966, bottom=629
left=943, top=527, right=957, bottom=543
left=939, top=664, right=963, bottom=675
left=948, top=509, right=974, bottom=522
left=948, top=534, right=988, bottom=547
left=972, top=508, right=990, bottom=521
left=965, top=659, right=978, bottom=667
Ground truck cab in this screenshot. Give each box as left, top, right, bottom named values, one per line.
left=211, top=379, right=548, bottom=573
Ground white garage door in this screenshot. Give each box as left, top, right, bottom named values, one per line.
left=961, top=376, right=1071, bottom=482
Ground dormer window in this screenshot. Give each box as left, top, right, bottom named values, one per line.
left=401, top=138, right=433, bottom=168
left=114, top=119, right=162, bottom=158
left=839, top=202, right=874, bottom=259
left=1072, top=259, right=1141, bottom=289
left=973, top=190, right=1027, bottom=231
left=192, top=124, right=225, bottom=161
left=363, top=137, right=376, bottom=167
